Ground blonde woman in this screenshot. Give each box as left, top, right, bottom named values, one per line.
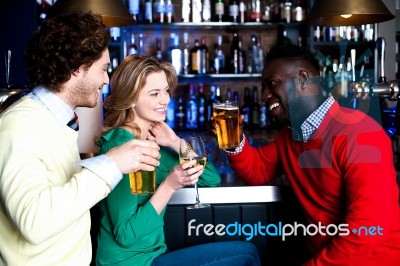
left=95, top=55, right=260, bottom=266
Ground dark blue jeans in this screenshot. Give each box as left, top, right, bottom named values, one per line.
left=152, top=241, right=261, bottom=266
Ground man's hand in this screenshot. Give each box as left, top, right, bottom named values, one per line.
left=106, top=139, right=160, bottom=173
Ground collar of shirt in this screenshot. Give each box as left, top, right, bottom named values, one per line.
left=26, top=86, right=74, bottom=127
left=300, top=95, right=336, bottom=143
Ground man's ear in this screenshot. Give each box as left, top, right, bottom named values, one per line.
left=298, top=70, right=309, bottom=89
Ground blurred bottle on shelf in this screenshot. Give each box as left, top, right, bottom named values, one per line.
left=197, top=84, right=206, bottom=129
left=155, top=37, right=163, bottom=59
left=241, top=87, right=251, bottom=129
left=175, top=94, right=186, bottom=130
left=144, top=0, right=153, bottom=23
left=202, top=0, right=212, bottom=22
left=168, top=33, right=182, bottom=75
left=166, top=94, right=176, bottom=128
left=182, top=32, right=190, bottom=74
left=199, top=37, right=209, bottom=74
left=128, top=32, right=138, bottom=55
left=226, top=87, right=233, bottom=102
left=229, top=0, right=239, bottom=23
left=127, top=0, right=141, bottom=23
left=215, top=85, right=223, bottom=103
left=239, top=0, right=247, bottom=23
left=186, top=84, right=198, bottom=129
left=153, top=0, right=165, bottom=23
left=192, top=0, right=202, bottom=23
left=190, top=39, right=201, bottom=74
left=165, top=0, right=174, bottom=23
left=212, top=35, right=225, bottom=74
left=249, top=0, right=261, bottom=22
left=230, top=31, right=245, bottom=74
left=110, top=27, right=121, bottom=43
left=138, top=33, right=146, bottom=55
left=251, top=86, right=260, bottom=128
left=214, top=0, right=225, bottom=22
left=182, top=0, right=191, bottom=22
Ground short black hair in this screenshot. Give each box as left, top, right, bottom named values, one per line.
left=266, top=44, right=320, bottom=74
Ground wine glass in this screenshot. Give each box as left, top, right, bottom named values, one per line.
left=179, top=136, right=210, bottom=209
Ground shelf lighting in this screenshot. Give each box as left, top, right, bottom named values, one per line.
left=49, top=0, right=134, bottom=27
left=306, top=0, right=394, bottom=26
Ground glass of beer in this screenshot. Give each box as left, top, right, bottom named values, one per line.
left=129, top=170, right=156, bottom=195
left=213, top=101, right=240, bottom=149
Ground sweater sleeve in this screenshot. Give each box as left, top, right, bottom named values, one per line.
left=304, top=128, right=400, bottom=266
left=226, top=136, right=283, bottom=185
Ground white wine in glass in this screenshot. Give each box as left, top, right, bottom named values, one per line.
left=179, top=136, right=210, bottom=209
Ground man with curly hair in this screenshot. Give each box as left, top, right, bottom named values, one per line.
left=0, top=12, right=161, bottom=265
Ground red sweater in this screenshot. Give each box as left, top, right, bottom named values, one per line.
left=228, top=102, right=400, bottom=265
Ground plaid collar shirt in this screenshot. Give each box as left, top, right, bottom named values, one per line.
left=300, top=95, right=336, bottom=143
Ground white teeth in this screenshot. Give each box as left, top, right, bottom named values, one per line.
left=269, top=103, right=280, bottom=111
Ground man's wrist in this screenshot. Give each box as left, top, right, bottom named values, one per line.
left=223, top=134, right=245, bottom=155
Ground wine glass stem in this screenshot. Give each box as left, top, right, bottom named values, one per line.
left=194, top=183, right=201, bottom=204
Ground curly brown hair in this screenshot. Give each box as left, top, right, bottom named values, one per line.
left=24, top=12, right=111, bottom=92
left=100, top=55, right=177, bottom=139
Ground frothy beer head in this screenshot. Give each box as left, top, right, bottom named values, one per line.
left=213, top=102, right=240, bottom=149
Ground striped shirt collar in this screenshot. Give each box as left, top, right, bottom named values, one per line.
left=27, top=86, right=75, bottom=127
left=300, top=95, right=336, bottom=143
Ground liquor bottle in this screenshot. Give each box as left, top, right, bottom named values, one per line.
left=155, top=38, right=163, bottom=59
left=110, top=27, right=121, bottom=43
left=229, top=0, right=239, bottom=23
left=182, top=0, right=191, bottom=22
left=175, top=94, right=186, bottom=129
left=197, top=84, right=206, bottom=129
left=186, top=84, right=198, bottom=129
left=226, top=87, right=233, bottom=102
left=199, top=37, right=209, bottom=74
left=153, top=0, right=165, bottom=23
left=206, top=85, right=217, bottom=122
left=239, top=0, right=247, bottom=23
left=169, top=33, right=182, bottom=75
left=292, top=0, right=304, bottom=22
left=260, top=100, right=268, bottom=128
left=138, top=33, right=146, bottom=55
left=165, top=0, right=174, bottom=23
left=249, top=0, right=261, bottom=22
left=215, top=86, right=223, bottom=103
left=103, top=56, right=119, bottom=103
left=190, top=39, right=201, bottom=74
left=251, top=86, right=260, bottom=128
left=230, top=32, right=245, bottom=74
left=128, top=32, right=138, bottom=55
left=128, top=0, right=141, bottom=23
left=192, top=0, right=202, bottom=23
left=241, top=87, right=251, bottom=129
left=214, top=0, right=225, bottom=22
left=144, top=0, right=153, bottom=23
left=233, top=90, right=239, bottom=103
left=182, top=32, right=190, bottom=74
left=212, top=35, right=225, bottom=74
left=202, top=0, right=211, bottom=22
left=166, top=95, right=176, bottom=128
left=38, top=0, right=51, bottom=25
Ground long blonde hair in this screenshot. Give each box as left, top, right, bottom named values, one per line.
left=100, top=55, right=177, bottom=139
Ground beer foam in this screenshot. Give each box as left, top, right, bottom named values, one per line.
left=214, top=105, right=238, bottom=110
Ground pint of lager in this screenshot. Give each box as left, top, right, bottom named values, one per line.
left=213, top=102, right=240, bottom=149
left=129, top=170, right=156, bottom=194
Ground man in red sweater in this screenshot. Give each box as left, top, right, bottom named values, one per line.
left=221, top=45, right=400, bottom=265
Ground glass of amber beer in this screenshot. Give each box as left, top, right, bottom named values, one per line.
left=129, top=170, right=156, bottom=195
left=213, top=101, right=240, bottom=149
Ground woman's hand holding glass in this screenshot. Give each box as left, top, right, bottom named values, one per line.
left=164, top=160, right=204, bottom=191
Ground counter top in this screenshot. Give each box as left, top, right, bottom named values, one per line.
left=168, top=185, right=283, bottom=205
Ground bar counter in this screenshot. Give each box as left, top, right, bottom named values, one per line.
left=168, top=173, right=286, bottom=205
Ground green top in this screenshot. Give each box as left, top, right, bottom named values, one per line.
left=95, top=128, right=221, bottom=266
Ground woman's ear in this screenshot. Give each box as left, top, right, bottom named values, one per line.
left=298, top=70, right=309, bottom=89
